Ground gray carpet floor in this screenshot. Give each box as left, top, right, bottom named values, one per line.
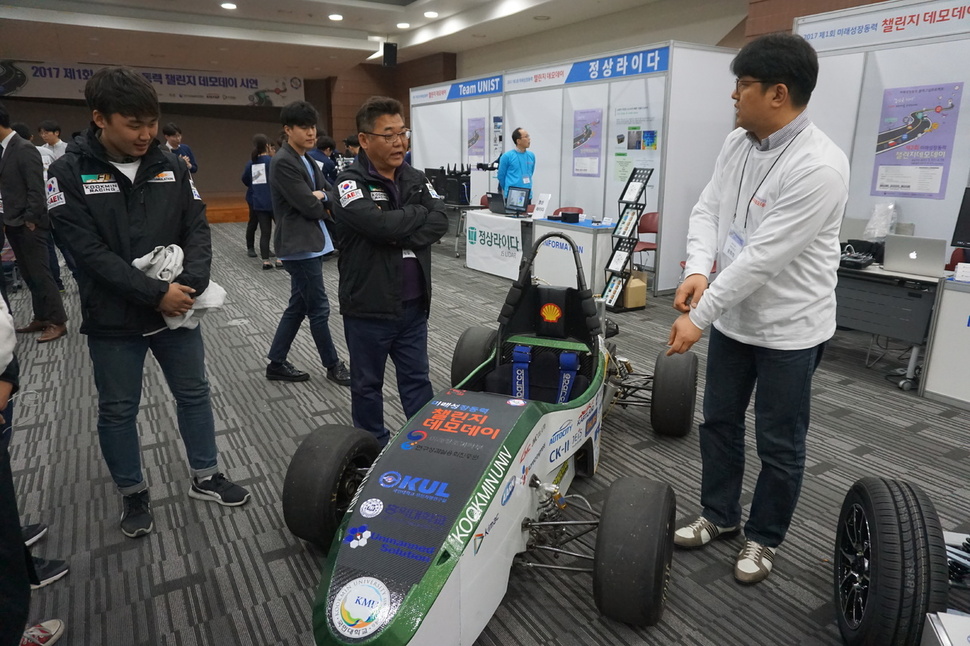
left=9, top=219, right=969, bottom=645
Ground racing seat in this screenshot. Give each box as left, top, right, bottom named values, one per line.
left=482, top=252, right=601, bottom=404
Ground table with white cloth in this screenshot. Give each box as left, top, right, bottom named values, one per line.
left=532, top=218, right=615, bottom=295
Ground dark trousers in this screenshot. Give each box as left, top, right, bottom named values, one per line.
left=46, top=230, right=77, bottom=288
left=245, top=204, right=258, bottom=250
left=253, top=211, right=274, bottom=260
left=268, top=256, right=339, bottom=369
left=699, top=327, right=825, bottom=548
left=343, top=301, right=433, bottom=443
left=4, top=225, right=66, bottom=325
left=0, top=402, right=31, bottom=646
left=87, top=327, right=219, bottom=494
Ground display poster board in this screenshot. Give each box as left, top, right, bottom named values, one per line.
left=412, top=102, right=462, bottom=172
left=506, top=87, right=564, bottom=211
left=843, top=38, right=970, bottom=242
left=465, top=211, right=524, bottom=280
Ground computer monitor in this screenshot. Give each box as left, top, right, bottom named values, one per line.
left=505, top=186, right=531, bottom=215
left=951, top=186, right=970, bottom=248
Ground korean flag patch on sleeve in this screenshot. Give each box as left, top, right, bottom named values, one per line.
left=46, top=177, right=66, bottom=210
left=339, top=180, right=363, bottom=207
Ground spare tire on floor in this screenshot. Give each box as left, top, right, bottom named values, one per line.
left=593, top=477, right=676, bottom=626
left=834, top=476, right=949, bottom=646
left=282, top=425, right=381, bottom=553
left=650, top=351, right=697, bottom=437
left=451, top=326, right=498, bottom=387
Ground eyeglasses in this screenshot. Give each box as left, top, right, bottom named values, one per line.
left=734, top=78, right=779, bottom=92
left=362, top=129, right=411, bottom=144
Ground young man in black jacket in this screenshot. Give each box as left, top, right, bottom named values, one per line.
left=48, top=67, right=249, bottom=539
left=333, top=96, right=448, bottom=446
left=265, top=101, right=350, bottom=385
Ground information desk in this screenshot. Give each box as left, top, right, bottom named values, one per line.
left=921, top=279, right=970, bottom=410
left=532, top=219, right=615, bottom=295
left=836, top=264, right=941, bottom=388
left=464, top=209, right=532, bottom=280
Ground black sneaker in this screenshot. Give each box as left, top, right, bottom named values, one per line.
left=120, top=490, right=153, bottom=538
left=22, top=522, right=48, bottom=547
left=266, top=360, right=309, bottom=382
left=30, top=557, right=69, bottom=589
left=246, top=248, right=257, bottom=258
left=189, top=473, right=251, bottom=507
left=326, top=360, right=351, bottom=386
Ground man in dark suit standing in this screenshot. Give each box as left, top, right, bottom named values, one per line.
left=265, top=101, right=350, bottom=385
left=0, top=102, right=67, bottom=343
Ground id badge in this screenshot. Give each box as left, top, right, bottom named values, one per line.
left=722, top=222, right=746, bottom=262
left=522, top=177, right=531, bottom=184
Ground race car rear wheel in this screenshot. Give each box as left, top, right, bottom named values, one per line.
left=593, top=477, right=676, bottom=626
left=282, top=425, right=381, bottom=553
left=834, top=477, right=948, bottom=646
left=451, top=326, right=498, bottom=387
left=650, top=351, right=697, bottom=437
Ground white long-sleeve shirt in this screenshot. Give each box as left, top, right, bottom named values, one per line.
left=685, top=122, right=850, bottom=350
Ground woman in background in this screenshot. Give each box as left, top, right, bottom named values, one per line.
left=241, top=135, right=279, bottom=269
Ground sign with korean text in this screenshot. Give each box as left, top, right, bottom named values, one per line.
left=504, top=47, right=669, bottom=92
left=465, top=210, right=525, bottom=280
left=0, top=60, right=304, bottom=106
left=410, top=75, right=503, bottom=106
left=795, top=0, right=970, bottom=52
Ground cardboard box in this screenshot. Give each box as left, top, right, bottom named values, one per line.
left=622, top=270, right=648, bottom=309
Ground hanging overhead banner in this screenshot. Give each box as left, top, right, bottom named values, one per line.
left=795, top=0, right=970, bottom=52
left=410, top=75, right=503, bottom=106
left=504, top=47, right=669, bottom=92
left=0, top=60, right=304, bottom=106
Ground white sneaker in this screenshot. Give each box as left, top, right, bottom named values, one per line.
left=734, top=540, right=776, bottom=584
left=673, top=516, right=739, bottom=548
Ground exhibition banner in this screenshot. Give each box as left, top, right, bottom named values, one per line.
left=0, top=60, right=304, bottom=106
left=870, top=82, right=963, bottom=200
left=411, top=75, right=503, bottom=106
left=465, top=211, right=523, bottom=280
left=796, top=0, right=970, bottom=51
left=504, top=47, right=669, bottom=92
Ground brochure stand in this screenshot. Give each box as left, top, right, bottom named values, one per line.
left=604, top=167, right=653, bottom=312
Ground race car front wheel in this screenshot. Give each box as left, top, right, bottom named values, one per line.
left=593, top=477, right=676, bottom=626
left=834, top=477, right=948, bottom=646
left=650, top=351, right=697, bottom=437
left=282, top=425, right=381, bottom=553
left=451, top=326, right=498, bottom=387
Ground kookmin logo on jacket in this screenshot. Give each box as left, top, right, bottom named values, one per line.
left=80, top=173, right=120, bottom=195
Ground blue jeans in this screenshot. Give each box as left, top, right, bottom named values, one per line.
left=699, top=327, right=825, bottom=548
left=268, top=256, right=339, bottom=369
left=343, top=301, right=433, bottom=443
left=88, top=326, right=219, bottom=494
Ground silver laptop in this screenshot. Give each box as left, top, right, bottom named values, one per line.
left=882, top=235, right=947, bottom=278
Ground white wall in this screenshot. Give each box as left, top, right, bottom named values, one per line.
left=457, top=0, right=746, bottom=78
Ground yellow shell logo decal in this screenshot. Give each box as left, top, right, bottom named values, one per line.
left=540, top=303, right=562, bottom=323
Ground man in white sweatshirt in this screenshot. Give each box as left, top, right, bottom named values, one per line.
left=666, top=33, right=849, bottom=584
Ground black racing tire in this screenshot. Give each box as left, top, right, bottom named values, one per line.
left=593, top=477, right=676, bottom=626
left=834, top=477, right=949, bottom=646
left=450, top=326, right=498, bottom=387
left=650, top=351, right=698, bottom=437
left=282, top=425, right=381, bottom=553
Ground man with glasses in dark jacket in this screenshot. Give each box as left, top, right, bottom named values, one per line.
left=332, top=96, right=448, bottom=446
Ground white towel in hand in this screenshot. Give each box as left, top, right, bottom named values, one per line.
left=131, top=245, right=226, bottom=332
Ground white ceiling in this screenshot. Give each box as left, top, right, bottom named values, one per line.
left=0, top=0, right=661, bottom=79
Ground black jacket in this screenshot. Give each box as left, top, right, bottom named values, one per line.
left=0, top=133, right=47, bottom=228
left=270, top=142, right=333, bottom=258
left=332, top=150, right=448, bottom=319
left=47, top=130, right=210, bottom=336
